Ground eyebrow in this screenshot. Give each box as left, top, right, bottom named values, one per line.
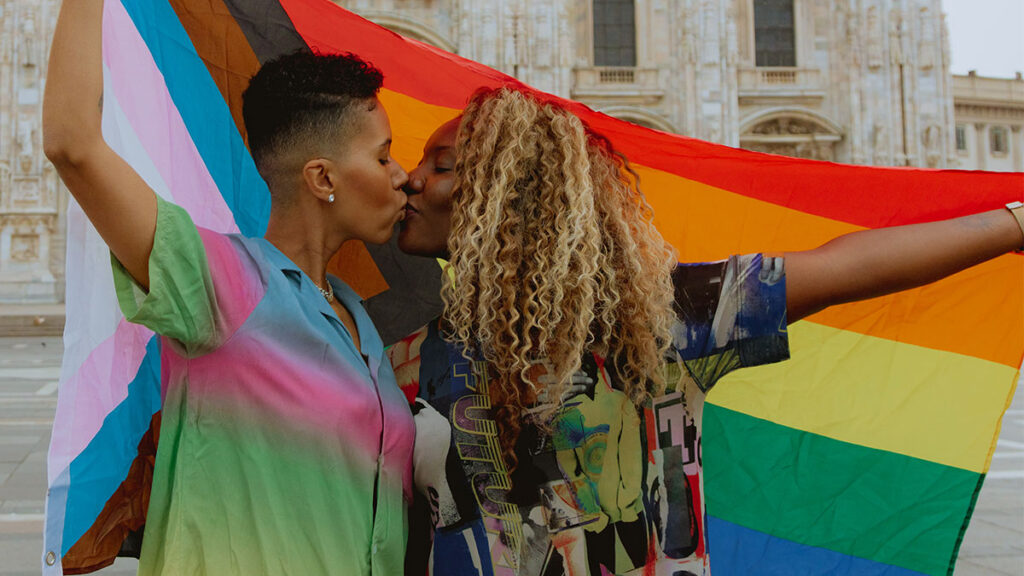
left=378, top=139, right=392, bottom=151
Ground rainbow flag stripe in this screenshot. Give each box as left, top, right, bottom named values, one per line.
left=45, top=1, right=1023, bottom=574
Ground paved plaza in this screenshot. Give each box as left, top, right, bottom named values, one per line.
left=0, top=335, right=1021, bottom=575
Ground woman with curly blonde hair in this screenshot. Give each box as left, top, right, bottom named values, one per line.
left=390, top=87, right=1024, bottom=576
left=445, top=89, right=678, bottom=447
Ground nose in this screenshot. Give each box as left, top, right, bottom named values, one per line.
left=402, top=166, right=425, bottom=196
left=391, top=155, right=409, bottom=190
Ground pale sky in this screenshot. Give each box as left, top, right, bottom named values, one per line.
left=941, top=0, right=1024, bottom=78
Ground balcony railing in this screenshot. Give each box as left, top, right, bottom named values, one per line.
left=598, top=68, right=636, bottom=84
left=738, top=67, right=825, bottom=99
left=572, top=67, right=663, bottom=102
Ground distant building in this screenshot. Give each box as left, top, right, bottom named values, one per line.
left=0, top=0, right=1019, bottom=309
left=952, top=72, right=1024, bottom=172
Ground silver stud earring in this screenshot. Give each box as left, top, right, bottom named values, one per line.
left=328, top=194, right=335, bottom=204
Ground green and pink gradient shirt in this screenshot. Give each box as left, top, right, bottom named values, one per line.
left=112, top=198, right=414, bottom=575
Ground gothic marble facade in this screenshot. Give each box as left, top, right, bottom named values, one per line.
left=0, top=0, right=63, bottom=304
left=342, top=0, right=957, bottom=168
left=0, top=0, right=1016, bottom=305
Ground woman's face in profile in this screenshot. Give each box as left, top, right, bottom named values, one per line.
left=398, top=118, right=459, bottom=258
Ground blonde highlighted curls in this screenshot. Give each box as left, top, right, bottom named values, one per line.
left=441, top=88, right=678, bottom=470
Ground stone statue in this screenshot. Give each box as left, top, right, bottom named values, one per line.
left=866, top=6, right=883, bottom=69
left=873, top=123, right=889, bottom=165
left=923, top=124, right=941, bottom=168
left=17, top=116, right=35, bottom=173
left=21, top=15, right=37, bottom=68
left=706, top=116, right=721, bottom=144
left=682, top=10, right=697, bottom=64
left=846, top=7, right=863, bottom=68
left=888, top=11, right=903, bottom=67
left=726, top=16, right=738, bottom=67
left=0, top=161, right=11, bottom=202
left=701, top=0, right=719, bottom=64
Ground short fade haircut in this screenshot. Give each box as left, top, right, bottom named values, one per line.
left=242, top=50, right=384, bottom=179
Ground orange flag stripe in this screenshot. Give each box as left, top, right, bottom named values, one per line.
left=380, top=91, right=1024, bottom=369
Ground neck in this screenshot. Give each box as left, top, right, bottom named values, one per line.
left=264, top=206, right=345, bottom=289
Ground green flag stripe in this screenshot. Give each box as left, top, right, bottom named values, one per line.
left=704, top=403, right=982, bottom=576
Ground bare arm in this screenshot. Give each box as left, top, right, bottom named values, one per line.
left=43, top=0, right=157, bottom=289
left=785, top=208, right=1024, bottom=323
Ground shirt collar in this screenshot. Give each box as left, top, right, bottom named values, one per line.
left=257, top=238, right=382, bottom=369
left=259, top=239, right=366, bottom=305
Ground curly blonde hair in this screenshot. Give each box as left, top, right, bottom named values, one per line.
left=441, top=88, right=678, bottom=469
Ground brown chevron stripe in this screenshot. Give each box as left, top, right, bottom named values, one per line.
left=167, top=0, right=262, bottom=143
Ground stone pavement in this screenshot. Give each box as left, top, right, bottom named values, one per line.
left=0, top=337, right=135, bottom=575
left=957, top=383, right=1024, bottom=576
left=0, top=335, right=1021, bottom=575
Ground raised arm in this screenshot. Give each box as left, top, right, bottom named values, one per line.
left=785, top=206, right=1024, bottom=323
left=43, top=0, right=157, bottom=288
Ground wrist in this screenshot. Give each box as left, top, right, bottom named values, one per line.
left=1007, top=201, right=1024, bottom=252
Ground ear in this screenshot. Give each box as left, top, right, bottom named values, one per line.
left=302, top=158, right=336, bottom=203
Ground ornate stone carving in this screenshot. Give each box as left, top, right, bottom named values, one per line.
left=751, top=117, right=818, bottom=135
left=11, top=233, right=39, bottom=262
left=742, top=113, right=842, bottom=163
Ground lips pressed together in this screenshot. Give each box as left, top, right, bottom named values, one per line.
left=402, top=203, right=418, bottom=223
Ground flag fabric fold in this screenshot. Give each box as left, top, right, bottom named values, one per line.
left=44, top=1, right=1023, bottom=575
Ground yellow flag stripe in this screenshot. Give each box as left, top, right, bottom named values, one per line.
left=707, top=320, right=1019, bottom=474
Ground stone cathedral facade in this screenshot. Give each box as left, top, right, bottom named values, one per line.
left=343, top=0, right=957, bottom=167
left=0, top=0, right=63, bottom=305
left=0, top=0, right=1019, bottom=309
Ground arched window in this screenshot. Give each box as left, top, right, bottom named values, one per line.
left=593, top=0, right=636, bottom=67
left=754, top=0, right=796, bottom=67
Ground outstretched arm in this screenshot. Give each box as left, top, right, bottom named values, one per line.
left=43, top=0, right=157, bottom=288
left=785, top=207, right=1024, bottom=323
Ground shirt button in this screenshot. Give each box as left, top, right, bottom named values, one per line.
left=45, top=551, right=56, bottom=566
left=372, top=543, right=378, bottom=555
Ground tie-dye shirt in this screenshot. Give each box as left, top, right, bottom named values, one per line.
left=111, top=198, right=414, bottom=575
left=390, top=254, right=788, bottom=576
